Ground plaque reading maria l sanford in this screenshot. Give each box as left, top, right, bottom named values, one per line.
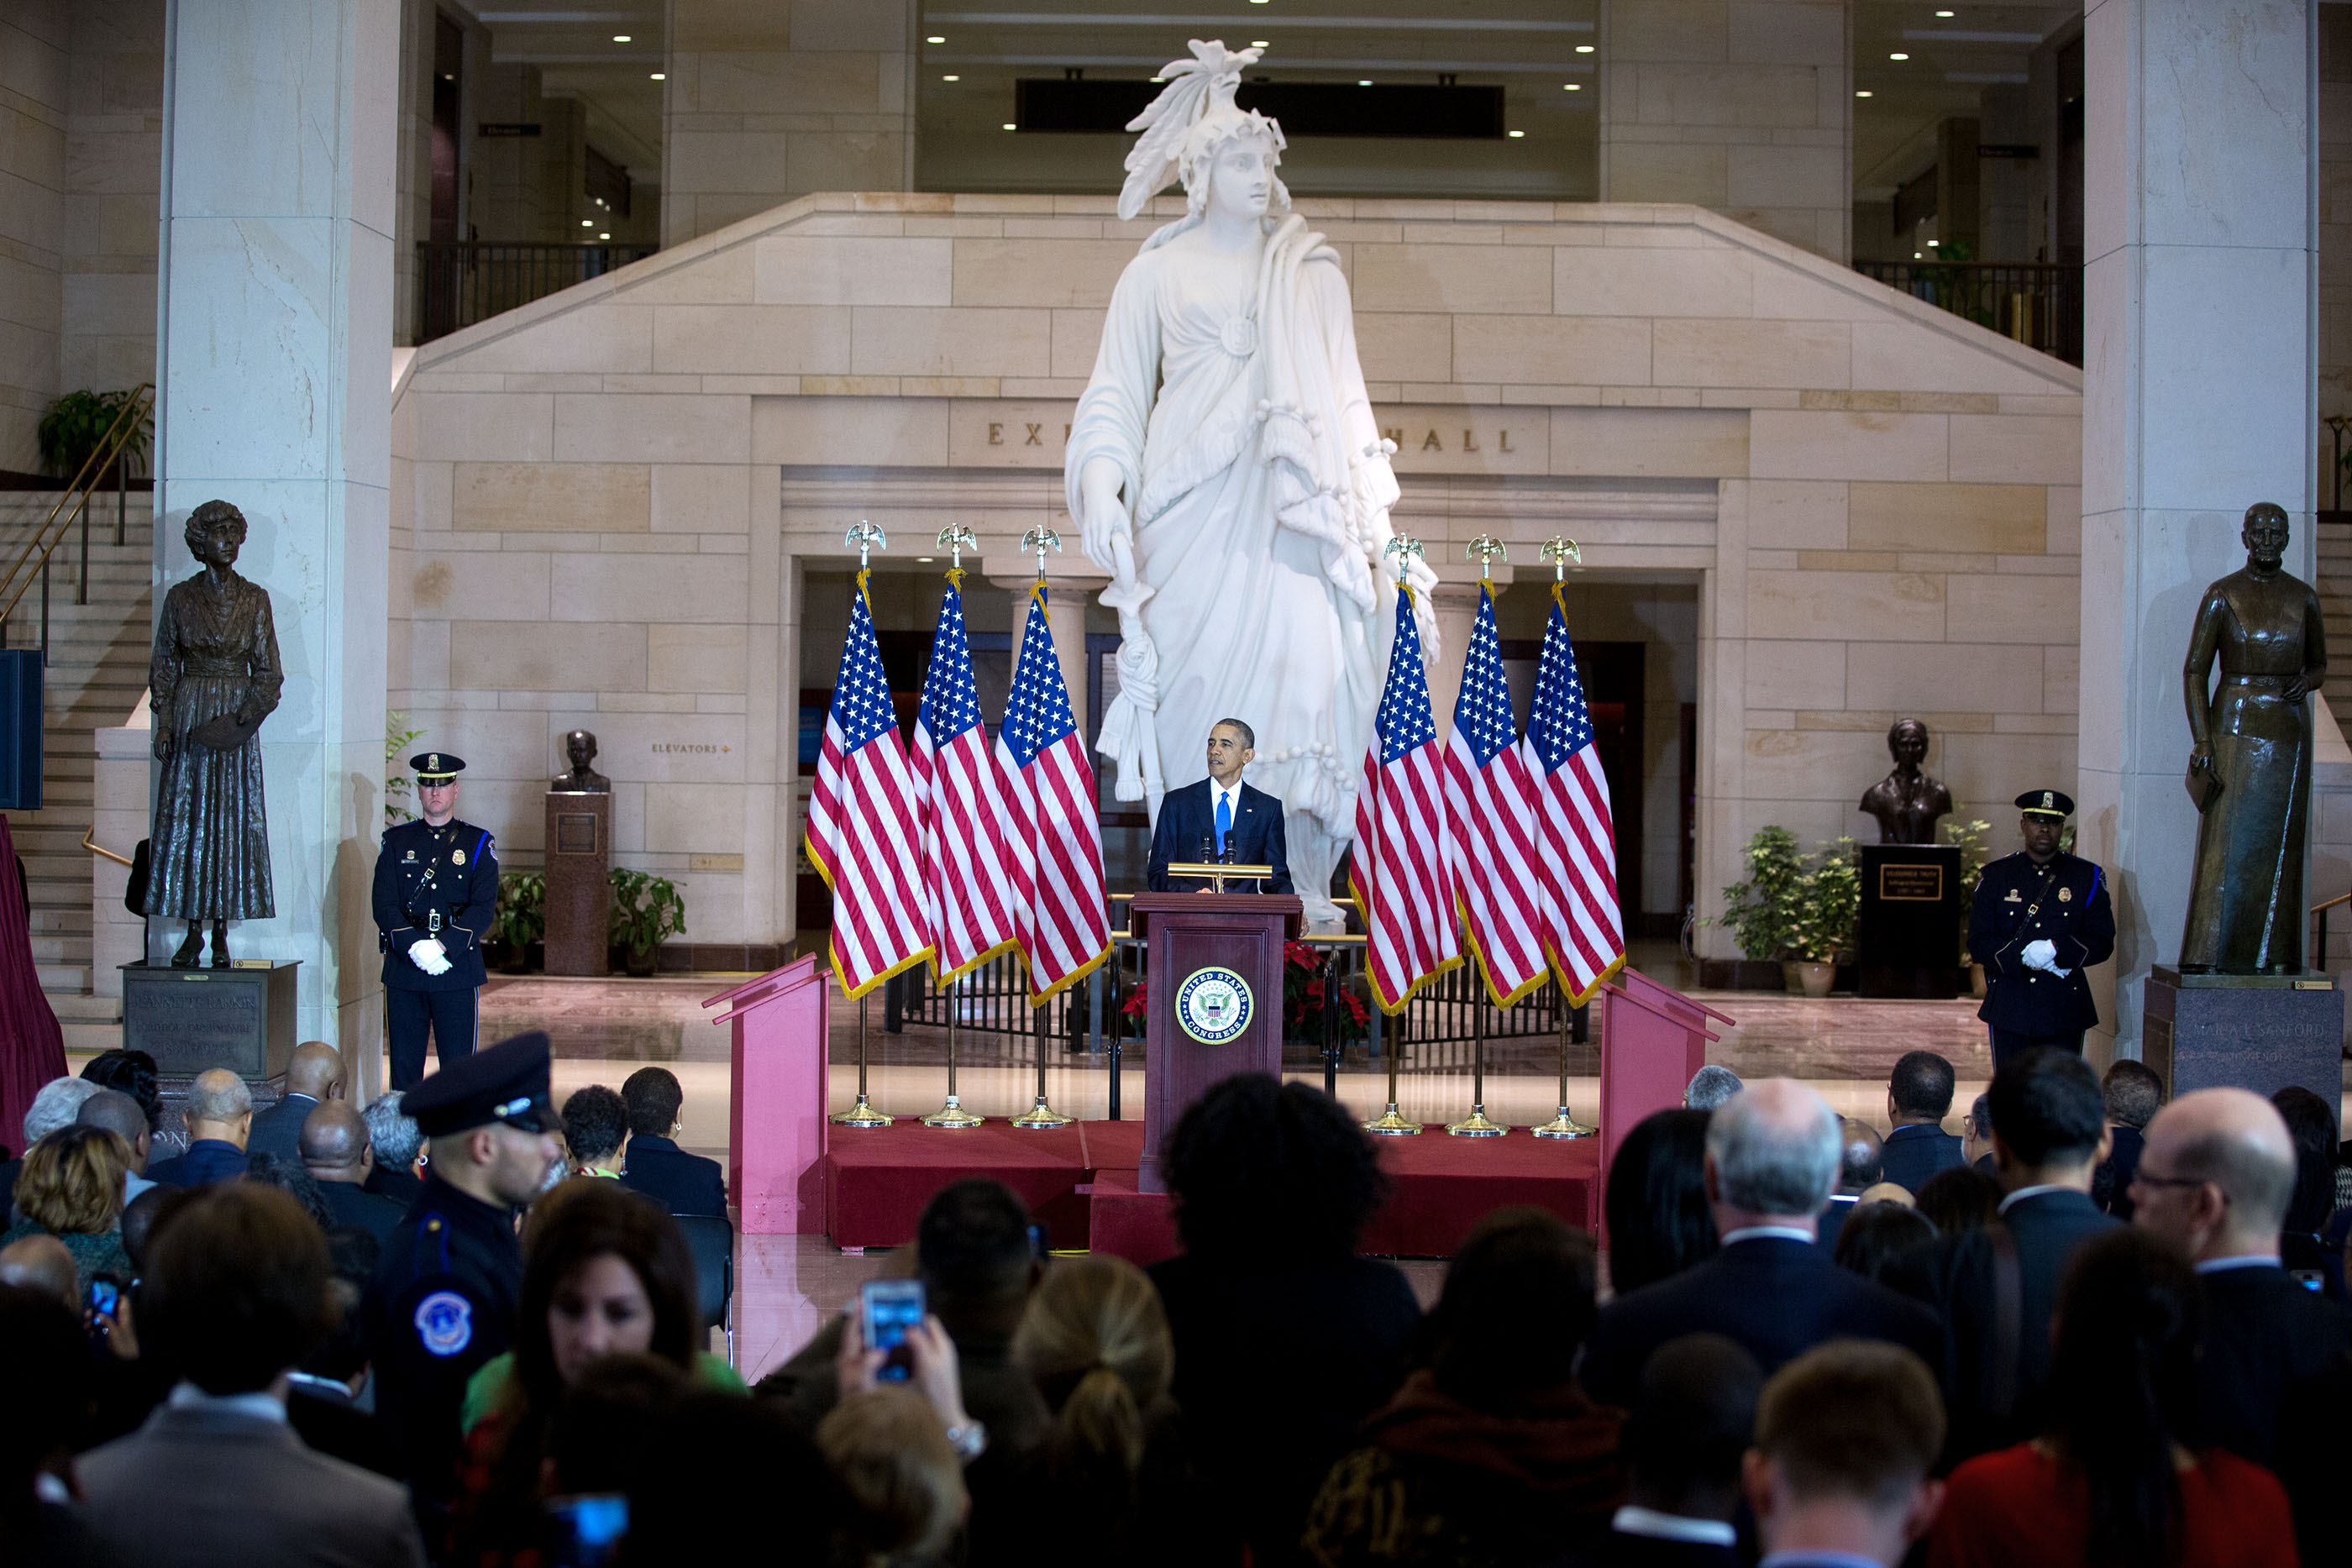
left=1879, top=863, right=1945, bottom=902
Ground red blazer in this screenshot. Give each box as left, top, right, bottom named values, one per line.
left=1929, top=1441, right=2297, bottom=1568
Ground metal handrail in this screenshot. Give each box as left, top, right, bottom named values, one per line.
left=0, top=383, right=154, bottom=652
left=81, top=827, right=133, bottom=868
left=2312, top=889, right=2352, bottom=970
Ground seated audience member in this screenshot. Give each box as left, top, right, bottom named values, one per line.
left=562, top=1084, right=630, bottom=1178
left=1683, top=1065, right=1742, bottom=1112
left=75, top=1088, right=156, bottom=1207
left=1854, top=1182, right=1914, bottom=1207
left=625, top=1392, right=837, bottom=1565
left=1816, top=1120, right=1884, bottom=1255
left=1574, top=1334, right=1760, bottom=1568
left=1148, top=1076, right=1420, bottom=1568
left=0, top=1232, right=80, bottom=1310
left=1881, top=1051, right=1962, bottom=1195
left=1001, top=1254, right=1205, bottom=1568
left=616, top=1067, right=727, bottom=1216
left=2267, top=1084, right=2344, bottom=1296
left=1935, top=1046, right=2119, bottom=1460
left=1929, top=1229, right=2296, bottom=1568
left=76, top=1184, right=428, bottom=1567
left=242, top=1150, right=339, bottom=1233
left=1746, top=1341, right=1945, bottom=1568
left=297, top=1103, right=404, bottom=1243
left=2, top=1125, right=134, bottom=1293
left=1961, top=1093, right=1996, bottom=1174
left=285, top=1228, right=400, bottom=1479
left=821, top=1386, right=969, bottom=1568
left=246, top=1042, right=348, bottom=1162
left=2092, top=1058, right=2162, bottom=1219
left=1305, top=1209, right=1625, bottom=1567
left=1914, top=1166, right=2002, bottom=1233
left=1832, top=1200, right=1940, bottom=1304
left=454, top=1179, right=730, bottom=1564
left=80, top=1048, right=164, bottom=1135
left=2130, top=1086, right=2352, bottom=1564
left=542, top=1352, right=688, bottom=1508
left=0, top=1282, right=114, bottom=1565
left=360, top=1091, right=425, bottom=1206
left=143, top=1068, right=253, bottom=1188
left=1581, top=1080, right=1940, bottom=1408
left=119, top=1182, right=190, bottom=1275
left=1602, top=1109, right=1719, bottom=1296
left=3, top=1076, right=101, bottom=1217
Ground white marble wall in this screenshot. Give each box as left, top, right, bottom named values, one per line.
left=391, top=192, right=2082, bottom=958
left=0, top=1, right=67, bottom=472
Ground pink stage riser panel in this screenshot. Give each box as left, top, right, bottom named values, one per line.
left=708, top=957, right=831, bottom=1235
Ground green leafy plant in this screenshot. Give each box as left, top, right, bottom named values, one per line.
left=1943, top=815, right=1992, bottom=962
left=37, top=388, right=151, bottom=481
left=1716, top=826, right=1804, bottom=961
left=609, top=868, right=686, bottom=970
left=1786, top=836, right=1861, bottom=963
left=493, top=872, right=546, bottom=949
left=385, top=712, right=425, bottom=825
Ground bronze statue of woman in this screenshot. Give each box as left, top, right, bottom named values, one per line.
left=2180, top=502, right=2326, bottom=973
left=145, top=499, right=282, bottom=967
left=1859, top=716, right=1953, bottom=845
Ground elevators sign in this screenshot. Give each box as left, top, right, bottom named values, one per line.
left=1879, top=863, right=1945, bottom=902
left=554, top=812, right=601, bottom=855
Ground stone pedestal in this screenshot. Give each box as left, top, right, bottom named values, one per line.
left=123, top=960, right=299, bottom=1082
left=2143, top=966, right=2343, bottom=1105
left=544, top=791, right=612, bottom=976
left=1857, top=844, right=1961, bottom=999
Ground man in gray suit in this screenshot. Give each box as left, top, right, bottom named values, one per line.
left=75, top=1183, right=425, bottom=1567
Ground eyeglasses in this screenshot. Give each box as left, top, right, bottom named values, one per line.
left=2129, top=1169, right=2218, bottom=1198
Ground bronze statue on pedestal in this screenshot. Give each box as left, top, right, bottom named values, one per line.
left=2181, top=502, right=2327, bottom=973
left=1860, top=716, right=1953, bottom=845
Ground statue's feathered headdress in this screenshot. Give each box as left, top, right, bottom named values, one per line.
left=1118, top=39, right=1288, bottom=222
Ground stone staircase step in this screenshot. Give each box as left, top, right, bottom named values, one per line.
left=36, top=962, right=89, bottom=992
left=50, top=993, right=122, bottom=1023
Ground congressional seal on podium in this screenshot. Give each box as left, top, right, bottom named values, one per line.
left=1176, top=966, right=1252, bottom=1045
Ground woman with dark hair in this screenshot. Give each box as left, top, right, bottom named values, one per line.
left=1929, top=1229, right=2297, bottom=1568
left=1151, top=1074, right=1419, bottom=1568
left=1914, top=1165, right=2003, bottom=1234
left=1601, top=1109, right=1717, bottom=1295
left=2268, top=1086, right=2344, bottom=1300
left=1304, top=1208, right=1623, bottom=1566
left=1830, top=1200, right=1940, bottom=1304
left=450, top=1181, right=734, bottom=1565
left=79, top=1049, right=163, bottom=1135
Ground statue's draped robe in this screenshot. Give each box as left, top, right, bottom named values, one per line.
left=1068, top=214, right=1412, bottom=920
left=146, top=572, right=281, bottom=921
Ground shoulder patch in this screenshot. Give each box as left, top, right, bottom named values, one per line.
left=414, top=1289, right=475, bottom=1356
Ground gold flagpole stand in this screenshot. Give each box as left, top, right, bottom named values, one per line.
left=1530, top=976, right=1595, bottom=1138
left=1362, top=1015, right=1421, bottom=1135
left=1447, top=980, right=1509, bottom=1136
left=832, top=993, right=892, bottom=1127
left=1011, top=994, right=1072, bottom=1130
left=922, top=977, right=985, bottom=1128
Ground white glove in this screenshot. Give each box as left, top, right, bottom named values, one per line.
left=407, top=937, right=453, bottom=977
left=2021, top=939, right=2057, bottom=973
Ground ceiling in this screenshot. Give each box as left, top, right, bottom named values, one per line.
left=1853, top=1, right=2080, bottom=195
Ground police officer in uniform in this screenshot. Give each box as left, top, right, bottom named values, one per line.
left=375, top=752, right=497, bottom=1090
left=366, top=1030, right=559, bottom=1506
left=1969, top=789, right=2116, bottom=1067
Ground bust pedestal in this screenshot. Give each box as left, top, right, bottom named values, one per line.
left=543, top=791, right=612, bottom=977
left=1857, top=844, right=1961, bottom=999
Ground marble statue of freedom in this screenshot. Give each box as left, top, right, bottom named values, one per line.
left=1067, top=39, right=1436, bottom=927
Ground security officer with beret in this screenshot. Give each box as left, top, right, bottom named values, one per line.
left=375, top=752, right=497, bottom=1091
left=366, top=1030, right=560, bottom=1506
left=1969, top=789, right=2116, bottom=1067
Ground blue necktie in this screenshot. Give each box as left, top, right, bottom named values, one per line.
left=1215, top=789, right=1232, bottom=856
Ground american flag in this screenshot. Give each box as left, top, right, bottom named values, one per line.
left=1443, top=585, right=1551, bottom=1005
left=806, top=575, right=932, bottom=998
left=996, top=586, right=1110, bottom=1001
left=1523, top=585, right=1625, bottom=1001
left=911, top=574, right=1021, bottom=981
left=1349, top=587, right=1461, bottom=1011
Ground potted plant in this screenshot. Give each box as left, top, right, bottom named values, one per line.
left=1783, top=837, right=1860, bottom=998
left=608, top=868, right=685, bottom=976
left=1943, top=815, right=1993, bottom=997
left=385, top=712, right=425, bottom=826
left=38, top=387, right=151, bottom=485
left=489, top=871, right=545, bottom=973
left=1715, top=826, right=1803, bottom=983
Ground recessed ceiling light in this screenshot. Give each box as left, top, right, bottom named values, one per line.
left=649, top=72, right=664, bottom=81
left=1562, top=82, right=1581, bottom=92
left=1250, top=41, right=1268, bottom=48
left=441, top=73, right=454, bottom=81
left=1575, top=44, right=1594, bottom=54
left=612, top=34, right=630, bottom=43
left=918, top=556, right=936, bottom=563
left=1149, top=76, right=1165, bottom=83
left=1914, top=250, right=1923, bottom=259
left=1357, top=79, right=1372, bottom=87
left=1250, top=0, right=1270, bottom=6
left=1856, top=89, right=1872, bottom=97
left=598, top=232, right=610, bottom=239
left=1926, top=239, right=1940, bottom=247
left=1506, top=129, right=1525, bottom=138
left=1002, top=122, right=1016, bottom=130
left=927, top=35, right=945, bottom=44
left=942, top=74, right=958, bottom=81
left=1936, top=8, right=1956, bottom=15
left=1889, top=51, right=1909, bottom=60
left=580, top=219, right=593, bottom=227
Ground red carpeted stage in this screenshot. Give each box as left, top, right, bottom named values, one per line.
left=823, top=1120, right=1601, bottom=1263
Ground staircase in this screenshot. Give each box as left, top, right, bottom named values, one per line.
left=2, top=489, right=154, bottom=1051
left=2322, top=521, right=2352, bottom=705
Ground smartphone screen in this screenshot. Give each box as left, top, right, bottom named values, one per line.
left=87, top=1277, right=120, bottom=1321
left=860, top=1278, right=925, bottom=1384
left=544, top=1493, right=628, bottom=1568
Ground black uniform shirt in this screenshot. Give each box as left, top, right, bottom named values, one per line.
left=373, top=816, right=497, bottom=991
left=1969, top=849, right=2115, bottom=1034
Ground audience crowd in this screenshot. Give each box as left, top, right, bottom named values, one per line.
left=4, top=1033, right=2348, bottom=1568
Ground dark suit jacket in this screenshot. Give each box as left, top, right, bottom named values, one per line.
left=618, top=1135, right=728, bottom=1217
left=1882, top=1123, right=1963, bottom=1194
left=2092, top=1123, right=2144, bottom=1218
left=2195, top=1263, right=2352, bottom=1567
left=245, top=1093, right=319, bottom=1162
left=77, top=1403, right=426, bottom=1567
left=286, top=1381, right=406, bottom=1481
left=1815, top=1194, right=1860, bottom=1256
left=363, top=1164, right=424, bottom=1206
left=318, top=1177, right=405, bottom=1243
left=144, top=1138, right=249, bottom=1189
left=1147, top=778, right=1293, bottom=893
left=1581, top=1236, right=1943, bottom=1409
left=1935, top=1187, right=2118, bottom=1460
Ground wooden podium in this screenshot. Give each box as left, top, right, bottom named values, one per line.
left=1130, top=890, right=1302, bottom=1193
left=703, top=956, right=829, bottom=1234
left=1598, top=971, right=1734, bottom=1209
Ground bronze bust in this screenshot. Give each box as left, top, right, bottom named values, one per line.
left=1860, top=717, right=1953, bottom=845
left=145, top=500, right=283, bottom=967
left=2180, top=502, right=2326, bottom=973
left=553, top=728, right=612, bottom=793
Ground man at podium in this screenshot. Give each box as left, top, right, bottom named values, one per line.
left=1147, top=720, right=1294, bottom=894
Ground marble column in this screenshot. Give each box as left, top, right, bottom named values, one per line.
left=1006, top=577, right=1095, bottom=747
left=1425, top=583, right=1491, bottom=728
left=2076, top=0, right=2318, bottom=1057
left=154, top=1, right=396, bottom=1078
